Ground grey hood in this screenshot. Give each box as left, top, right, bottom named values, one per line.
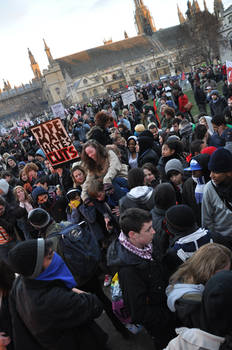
left=166, top=283, right=204, bottom=312
left=127, top=186, right=153, bottom=203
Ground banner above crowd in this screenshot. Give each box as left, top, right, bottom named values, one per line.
left=31, top=118, right=79, bottom=167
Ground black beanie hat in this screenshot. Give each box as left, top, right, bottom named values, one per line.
left=28, top=208, right=51, bottom=229
left=208, top=148, right=232, bottom=173
left=165, top=204, right=196, bottom=233
left=8, top=239, right=45, bottom=278
left=154, top=183, right=176, bottom=210
left=202, top=271, right=232, bottom=336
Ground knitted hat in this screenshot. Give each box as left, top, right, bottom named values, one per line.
left=165, top=205, right=196, bottom=234
left=210, top=90, right=219, bottom=97
left=165, top=159, right=184, bottom=175
left=7, top=156, right=16, bottom=163
left=208, top=148, right=232, bottom=173
left=0, top=179, right=9, bottom=195
left=202, top=271, right=232, bottom=336
left=18, top=161, right=26, bottom=167
left=35, top=149, right=46, bottom=158
left=8, top=239, right=45, bottom=278
left=31, top=186, right=48, bottom=202
left=28, top=208, right=51, bottom=229
left=201, top=146, right=217, bottom=156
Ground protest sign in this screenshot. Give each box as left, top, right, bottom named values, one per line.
left=226, top=61, right=232, bottom=85
left=51, top=102, right=65, bottom=119
left=31, top=118, right=79, bottom=167
left=121, top=90, right=136, bottom=106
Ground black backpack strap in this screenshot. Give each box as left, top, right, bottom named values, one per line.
left=211, top=181, right=232, bottom=212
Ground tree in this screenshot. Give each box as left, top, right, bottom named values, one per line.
left=175, top=11, right=223, bottom=68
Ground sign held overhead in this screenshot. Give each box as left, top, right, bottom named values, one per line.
left=31, top=118, right=79, bottom=167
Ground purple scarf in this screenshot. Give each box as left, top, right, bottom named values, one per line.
left=119, top=232, right=153, bottom=261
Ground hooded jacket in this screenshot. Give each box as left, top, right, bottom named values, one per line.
left=164, top=327, right=225, bottom=350
left=166, top=283, right=204, bottom=328
left=119, top=186, right=155, bottom=212
left=107, top=238, right=175, bottom=347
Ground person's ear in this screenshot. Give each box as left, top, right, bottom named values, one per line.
left=128, top=230, right=137, bottom=241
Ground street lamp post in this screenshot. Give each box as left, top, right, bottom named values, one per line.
left=150, top=49, right=159, bottom=80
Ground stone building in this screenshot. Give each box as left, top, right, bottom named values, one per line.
left=218, top=3, right=232, bottom=63
left=42, top=0, right=190, bottom=104
left=0, top=48, right=48, bottom=126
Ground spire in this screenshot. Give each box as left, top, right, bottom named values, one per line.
left=124, top=31, right=129, bottom=39
left=28, top=48, right=36, bottom=65
left=28, top=48, right=42, bottom=80
left=194, top=0, right=201, bottom=12
left=177, top=4, right=185, bottom=24
left=43, top=38, right=54, bottom=65
left=134, top=0, right=156, bottom=35
left=7, top=81, right=11, bottom=90
left=203, top=0, right=208, bottom=12
left=214, top=0, right=224, bottom=18
left=186, top=0, right=193, bottom=19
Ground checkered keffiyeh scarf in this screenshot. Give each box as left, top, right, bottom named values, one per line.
left=119, top=231, right=153, bottom=261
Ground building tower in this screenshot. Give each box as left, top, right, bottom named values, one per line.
left=134, top=0, right=156, bottom=36
left=186, top=0, right=193, bottom=19
left=193, top=0, right=201, bottom=13
left=43, top=39, right=54, bottom=65
left=124, top=31, right=129, bottom=39
left=28, top=48, right=42, bottom=80
left=177, top=4, right=186, bottom=24
left=214, top=0, right=224, bottom=18
left=203, top=0, right=208, bottom=12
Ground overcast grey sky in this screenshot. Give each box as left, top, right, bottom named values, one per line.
left=0, top=0, right=231, bottom=87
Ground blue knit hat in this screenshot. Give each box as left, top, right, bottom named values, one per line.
left=31, top=186, right=48, bottom=202
left=35, top=149, right=46, bottom=158
left=208, top=148, right=232, bottom=173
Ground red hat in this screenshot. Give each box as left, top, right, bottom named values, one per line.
left=201, top=146, right=217, bottom=156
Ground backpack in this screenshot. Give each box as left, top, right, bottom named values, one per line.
left=54, top=221, right=101, bottom=286
left=110, top=273, right=143, bottom=334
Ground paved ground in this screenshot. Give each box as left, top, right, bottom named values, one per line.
left=95, top=283, right=155, bottom=350
left=96, top=310, right=154, bottom=350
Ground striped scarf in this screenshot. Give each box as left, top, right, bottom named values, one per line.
left=119, top=231, right=153, bottom=261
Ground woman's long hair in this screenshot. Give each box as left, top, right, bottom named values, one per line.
left=13, top=185, right=32, bottom=203
left=82, top=140, right=108, bottom=173
left=170, top=243, right=232, bottom=286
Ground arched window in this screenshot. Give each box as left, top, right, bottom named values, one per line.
left=112, top=74, right=117, bottom=80
left=93, top=88, right=98, bottom=96
left=135, top=67, right=140, bottom=74
left=228, top=15, right=232, bottom=24
left=83, top=79, right=88, bottom=85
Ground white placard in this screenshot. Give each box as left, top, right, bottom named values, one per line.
left=121, top=90, right=136, bottom=106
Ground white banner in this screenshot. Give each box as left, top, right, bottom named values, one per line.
left=121, top=90, right=136, bottom=106
left=51, top=102, right=65, bottom=119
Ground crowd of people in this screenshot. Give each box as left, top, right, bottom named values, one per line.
left=0, top=64, right=232, bottom=350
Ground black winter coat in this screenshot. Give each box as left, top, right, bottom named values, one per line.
left=182, top=177, right=201, bottom=226
left=209, top=97, right=227, bottom=117
left=137, top=148, right=159, bottom=167
left=9, top=277, right=106, bottom=350
left=49, top=168, right=73, bottom=194
left=87, top=126, right=112, bottom=146
left=107, top=239, right=176, bottom=349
